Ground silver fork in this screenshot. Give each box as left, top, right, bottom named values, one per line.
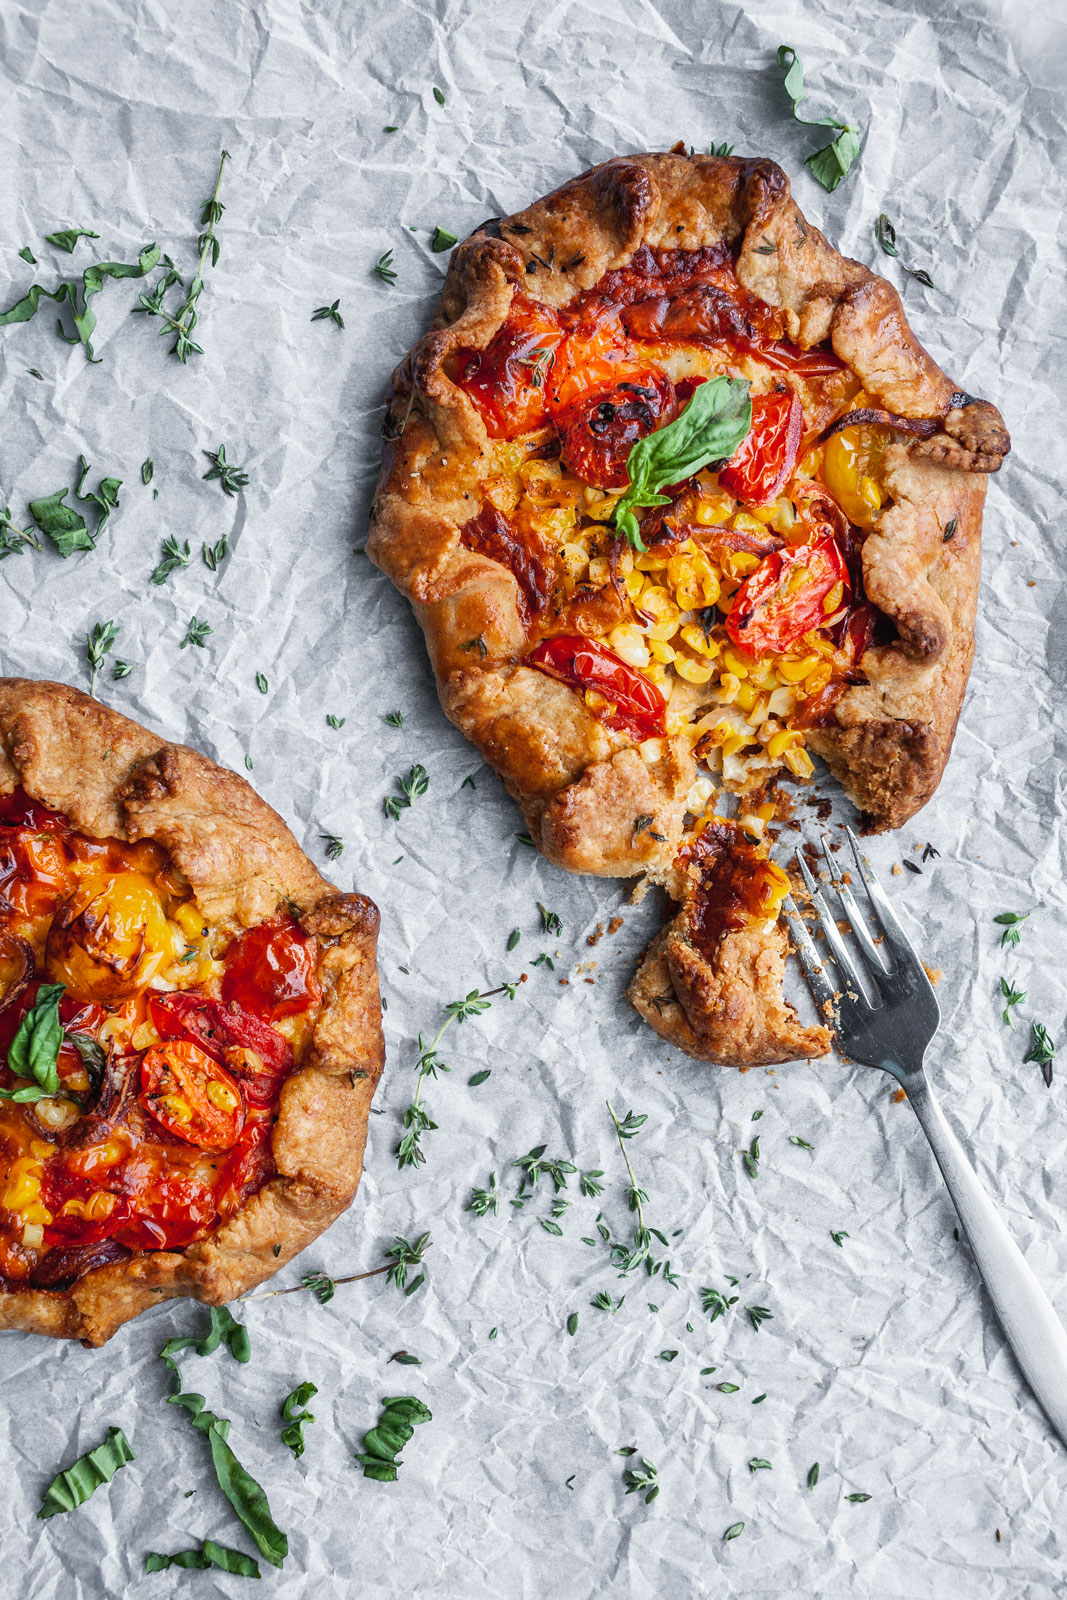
left=785, top=826, right=1067, bottom=1448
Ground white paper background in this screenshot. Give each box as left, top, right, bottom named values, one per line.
left=1, top=0, right=1065, bottom=1594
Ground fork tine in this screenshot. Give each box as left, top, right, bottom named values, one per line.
left=844, top=825, right=925, bottom=970
left=818, top=834, right=891, bottom=975
left=794, top=852, right=870, bottom=1001
left=782, top=894, right=838, bottom=1022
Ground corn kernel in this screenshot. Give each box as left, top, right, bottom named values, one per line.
left=734, top=682, right=758, bottom=713
left=22, top=1201, right=52, bottom=1227
left=608, top=624, right=650, bottom=668
left=21, top=1223, right=44, bottom=1250
left=3, top=1173, right=41, bottom=1211
left=645, top=663, right=667, bottom=684
left=636, top=550, right=671, bottom=572
left=749, top=502, right=778, bottom=524
left=721, top=647, right=751, bottom=678
left=716, top=672, right=741, bottom=704
left=731, top=513, right=766, bottom=539
left=686, top=775, right=715, bottom=813
left=695, top=493, right=734, bottom=525
left=757, top=801, right=776, bottom=821
left=767, top=729, right=804, bottom=760
left=207, top=1081, right=239, bottom=1112
left=747, top=692, right=772, bottom=728
left=804, top=661, right=834, bottom=693
left=722, top=733, right=752, bottom=759
left=674, top=655, right=713, bottom=684
left=784, top=746, right=815, bottom=779
left=159, top=1094, right=194, bottom=1124
left=581, top=488, right=620, bottom=522
left=639, top=738, right=664, bottom=764
left=778, top=653, right=821, bottom=683
left=822, top=582, right=844, bottom=614
left=679, top=624, right=719, bottom=659
left=648, top=639, right=678, bottom=663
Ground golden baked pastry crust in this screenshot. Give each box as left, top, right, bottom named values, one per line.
left=368, top=151, right=1008, bottom=1067
left=0, top=679, right=383, bottom=1344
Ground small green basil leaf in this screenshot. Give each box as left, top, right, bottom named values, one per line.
left=145, top=1540, right=261, bottom=1577
left=8, top=982, right=65, bottom=1092
left=612, top=377, right=751, bottom=550
left=45, top=228, right=101, bottom=254
left=38, top=1426, right=134, bottom=1519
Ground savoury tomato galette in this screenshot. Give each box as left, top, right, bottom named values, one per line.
left=368, top=151, right=1009, bottom=1067
left=0, top=680, right=383, bottom=1344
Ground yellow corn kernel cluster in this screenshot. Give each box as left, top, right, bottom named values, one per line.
left=481, top=438, right=849, bottom=789
left=2, top=1151, right=53, bottom=1234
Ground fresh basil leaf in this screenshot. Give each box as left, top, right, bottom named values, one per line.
left=0, top=243, right=160, bottom=361
left=161, top=1304, right=251, bottom=1366
left=28, top=489, right=93, bottom=557
left=612, top=377, right=751, bottom=550
left=160, top=1315, right=286, bottom=1569
left=355, top=1395, right=432, bottom=1480
left=38, top=1426, right=134, bottom=1519
left=69, top=1032, right=107, bottom=1087
left=280, top=1381, right=317, bottom=1459
left=45, top=228, right=100, bottom=254
left=8, top=981, right=64, bottom=1094
left=776, top=45, right=863, bottom=192
left=145, top=1541, right=260, bottom=1577
left=805, top=127, right=862, bottom=193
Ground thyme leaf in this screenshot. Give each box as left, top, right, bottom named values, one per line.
left=311, top=298, right=345, bottom=327
left=1000, top=977, right=1026, bottom=1029
left=179, top=615, right=212, bottom=650
left=994, top=911, right=1029, bottom=950
left=622, top=1457, right=659, bottom=1505
left=384, top=763, right=429, bottom=820
left=373, top=251, right=397, bottom=286
left=149, top=535, right=191, bottom=586
left=202, top=443, right=248, bottom=496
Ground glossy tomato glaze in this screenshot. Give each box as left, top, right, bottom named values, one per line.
left=681, top=821, right=791, bottom=960
left=0, top=789, right=320, bottom=1292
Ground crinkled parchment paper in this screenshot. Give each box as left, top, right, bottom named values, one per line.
left=1, top=0, right=1066, bottom=1594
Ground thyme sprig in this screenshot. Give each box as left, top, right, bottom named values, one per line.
left=311, top=298, right=344, bottom=327
left=0, top=506, right=41, bottom=558
left=384, top=763, right=429, bottom=820
left=466, top=1174, right=499, bottom=1217
left=243, top=1234, right=431, bottom=1302
left=86, top=620, right=119, bottom=697
left=622, top=1456, right=660, bottom=1505
left=149, top=535, right=191, bottom=585
left=397, top=983, right=520, bottom=1168
left=874, top=214, right=935, bottom=289
left=202, top=443, right=248, bottom=496
left=602, top=1102, right=678, bottom=1283
left=132, top=150, right=229, bottom=361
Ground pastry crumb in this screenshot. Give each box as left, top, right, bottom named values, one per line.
left=891, top=863, right=903, bottom=875
left=922, top=964, right=942, bottom=986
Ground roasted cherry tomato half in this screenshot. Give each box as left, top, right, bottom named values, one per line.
left=139, top=1039, right=245, bottom=1151
left=718, top=390, right=803, bottom=507
left=215, top=1110, right=275, bottom=1220
left=454, top=296, right=563, bottom=437
left=558, top=369, right=675, bottom=489
left=526, top=635, right=667, bottom=742
left=220, top=916, right=320, bottom=1023
left=726, top=534, right=850, bottom=657
left=150, top=992, right=292, bottom=1107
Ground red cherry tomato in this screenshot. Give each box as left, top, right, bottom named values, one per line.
left=139, top=1040, right=245, bottom=1151
left=454, top=296, right=563, bottom=437
left=726, top=535, right=850, bottom=657
left=558, top=369, right=675, bottom=489
left=526, top=635, right=666, bottom=742
left=0, top=787, right=70, bottom=832
left=150, top=992, right=292, bottom=1107
left=216, top=1110, right=275, bottom=1220
left=220, top=917, right=320, bottom=1023
left=719, top=391, right=803, bottom=506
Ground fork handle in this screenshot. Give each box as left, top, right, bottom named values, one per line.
left=906, top=1076, right=1067, bottom=1446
